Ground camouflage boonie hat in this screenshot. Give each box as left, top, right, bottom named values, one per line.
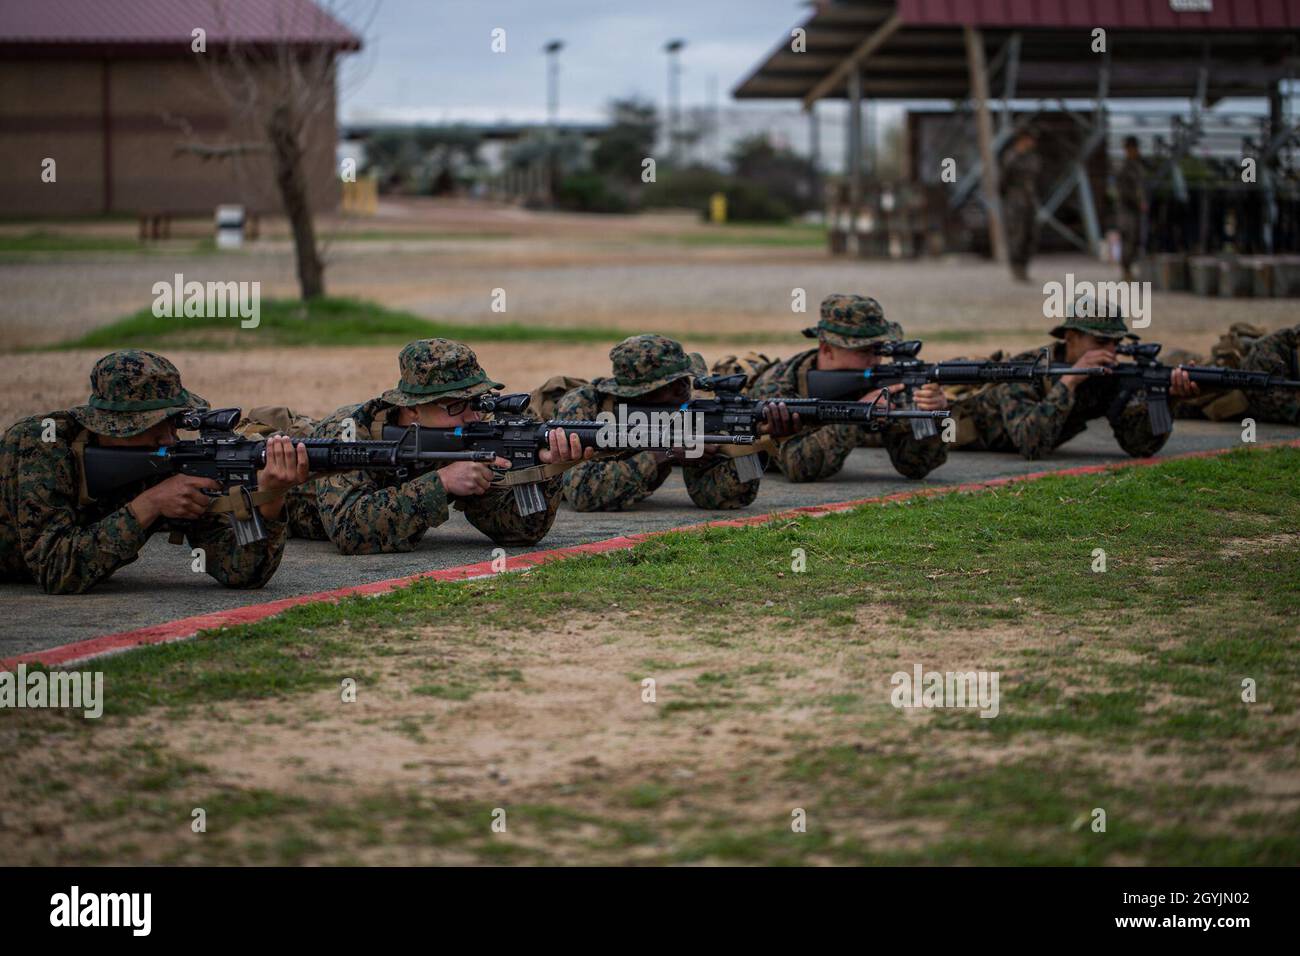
left=68, top=350, right=207, bottom=438
left=593, top=334, right=706, bottom=399
left=802, top=294, right=903, bottom=350
left=380, top=339, right=503, bottom=406
left=1050, top=291, right=1129, bottom=340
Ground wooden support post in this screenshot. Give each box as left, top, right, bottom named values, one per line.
left=964, top=26, right=1005, bottom=263
left=847, top=67, right=863, bottom=255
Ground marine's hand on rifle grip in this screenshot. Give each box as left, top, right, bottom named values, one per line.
left=129, top=474, right=220, bottom=527
left=258, top=436, right=310, bottom=495
left=538, top=426, right=594, bottom=464
left=1168, top=367, right=1199, bottom=399
left=254, top=435, right=310, bottom=521
left=913, top=382, right=949, bottom=411
left=759, top=402, right=801, bottom=437
left=438, top=458, right=509, bottom=496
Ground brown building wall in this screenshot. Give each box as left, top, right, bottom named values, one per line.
left=0, top=55, right=340, bottom=218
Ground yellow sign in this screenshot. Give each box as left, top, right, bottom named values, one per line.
left=709, top=192, right=727, bottom=224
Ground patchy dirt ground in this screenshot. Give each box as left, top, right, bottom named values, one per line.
left=5, top=601, right=1295, bottom=866
left=4, top=198, right=1291, bottom=424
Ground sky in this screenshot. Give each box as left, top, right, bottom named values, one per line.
left=331, top=0, right=1286, bottom=172
left=337, top=0, right=807, bottom=126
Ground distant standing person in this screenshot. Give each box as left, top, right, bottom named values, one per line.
left=1000, top=126, right=1041, bottom=282
left=1116, top=135, right=1147, bottom=282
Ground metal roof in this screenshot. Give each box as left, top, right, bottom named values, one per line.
left=0, top=0, right=361, bottom=54
left=895, top=0, right=1300, bottom=30
left=734, top=0, right=1300, bottom=103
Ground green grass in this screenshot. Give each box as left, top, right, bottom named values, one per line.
left=39, top=296, right=812, bottom=351
left=644, top=223, right=828, bottom=248
left=0, top=231, right=193, bottom=255
left=5, top=446, right=1298, bottom=865
left=43, top=296, right=636, bottom=351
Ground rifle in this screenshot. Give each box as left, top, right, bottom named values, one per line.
left=805, top=340, right=1103, bottom=438
left=623, top=374, right=951, bottom=482
left=83, top=407, right=495, bottom=546
left=383, top=416, right=756, bottom=516
left=1109, top=341, right=1300, bottom=436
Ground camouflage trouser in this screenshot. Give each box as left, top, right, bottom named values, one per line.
left=1118, top=209, right=1141, bottom=271
left=1004, top=198, right=1038, bottom=268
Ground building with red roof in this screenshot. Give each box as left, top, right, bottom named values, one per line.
left=0, top=0, right=361, bottom=217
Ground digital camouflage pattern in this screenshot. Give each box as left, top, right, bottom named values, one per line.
left=296, top=397, right=561, bottom=554
left=1171, top=323, right=1300, bottom=425
left=1001, top=146, right=1041, bottom=275
left=801, top=294, right=902, bottom=350
left=747, top=348, right=948, bottom=481
left=0, top=411, right=286, bottom=594
left=591, top=334, right=705, bottom=398
left=1048, top=297, right=1130, bottom=341
left=380, top=339, right=503, bottom=406
left=555, top=384, right=761, bottom=511
left=948, top=342, right=1169, bottom=460
left=68, top=349, right=207, bottom=438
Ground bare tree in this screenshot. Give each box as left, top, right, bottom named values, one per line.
left=180, top=0, right=373, bottom=300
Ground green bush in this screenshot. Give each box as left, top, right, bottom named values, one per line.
left=723, top=180, right=792, bottom=223
left=554, top=172, right=631, bottom=214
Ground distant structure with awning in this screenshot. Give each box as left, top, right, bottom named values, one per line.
left=734, top=0, right=1300, bottom=259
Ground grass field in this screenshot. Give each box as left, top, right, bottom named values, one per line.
left=39, top=296, right=832, bottom=351
left=3, top=447, right=1298, bottom=865
left=43, top=297, right=637, bottom=350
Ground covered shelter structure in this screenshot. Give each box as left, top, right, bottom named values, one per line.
left=0, top=0, right=361, bottom=219
left=734, top=0, right=1300, bottom=261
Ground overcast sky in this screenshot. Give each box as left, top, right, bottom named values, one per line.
left=338, top=0, right=807, bottom=124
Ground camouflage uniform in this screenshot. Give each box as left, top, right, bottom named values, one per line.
left=1001, top=139, right=1041, bottom=279
left=746, top=294, right=948, bottom=481
left=0, top=350, right=286, bottom=594
left=1116, top=153, right=1145, bottom=278
left=948, top=310, right=1168, bottom=460
left=1170, top=323, right=1300, bottom=426
left=293, top=339, right=562, bottom=554
left=557, top=334, right=761, bottom=511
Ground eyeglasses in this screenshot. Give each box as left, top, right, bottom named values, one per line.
left=438, top=398, right=471, bottom=416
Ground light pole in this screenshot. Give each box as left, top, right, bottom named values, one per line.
left=543, top=40, right=564, bottom=203
left=664, top=38, right=685, bottom=165
left=544, top=39, right=564, bottom=128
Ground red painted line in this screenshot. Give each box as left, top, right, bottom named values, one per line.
left=7, top=438, right=1296, bottom=670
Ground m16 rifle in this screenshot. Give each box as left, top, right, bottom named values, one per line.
left=805, top=340, right=1103, bottom=439
left=622, top=373, right=951, bottom=482
left=83, top=407, right=494, bottom=546
left=383, top=414, right=756, bottom=516
left=1109, top=341, right=1300, bottom=436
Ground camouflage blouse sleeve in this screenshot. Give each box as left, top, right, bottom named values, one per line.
left=183, top=512, right=288, bottom=589
left=10, top=421, right=152, bottom=594
left=999, top=379, right=1077, bottom=460
left=555, top=385, right=671, bottom=512
left=309, top=412, right=450, bottom=554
